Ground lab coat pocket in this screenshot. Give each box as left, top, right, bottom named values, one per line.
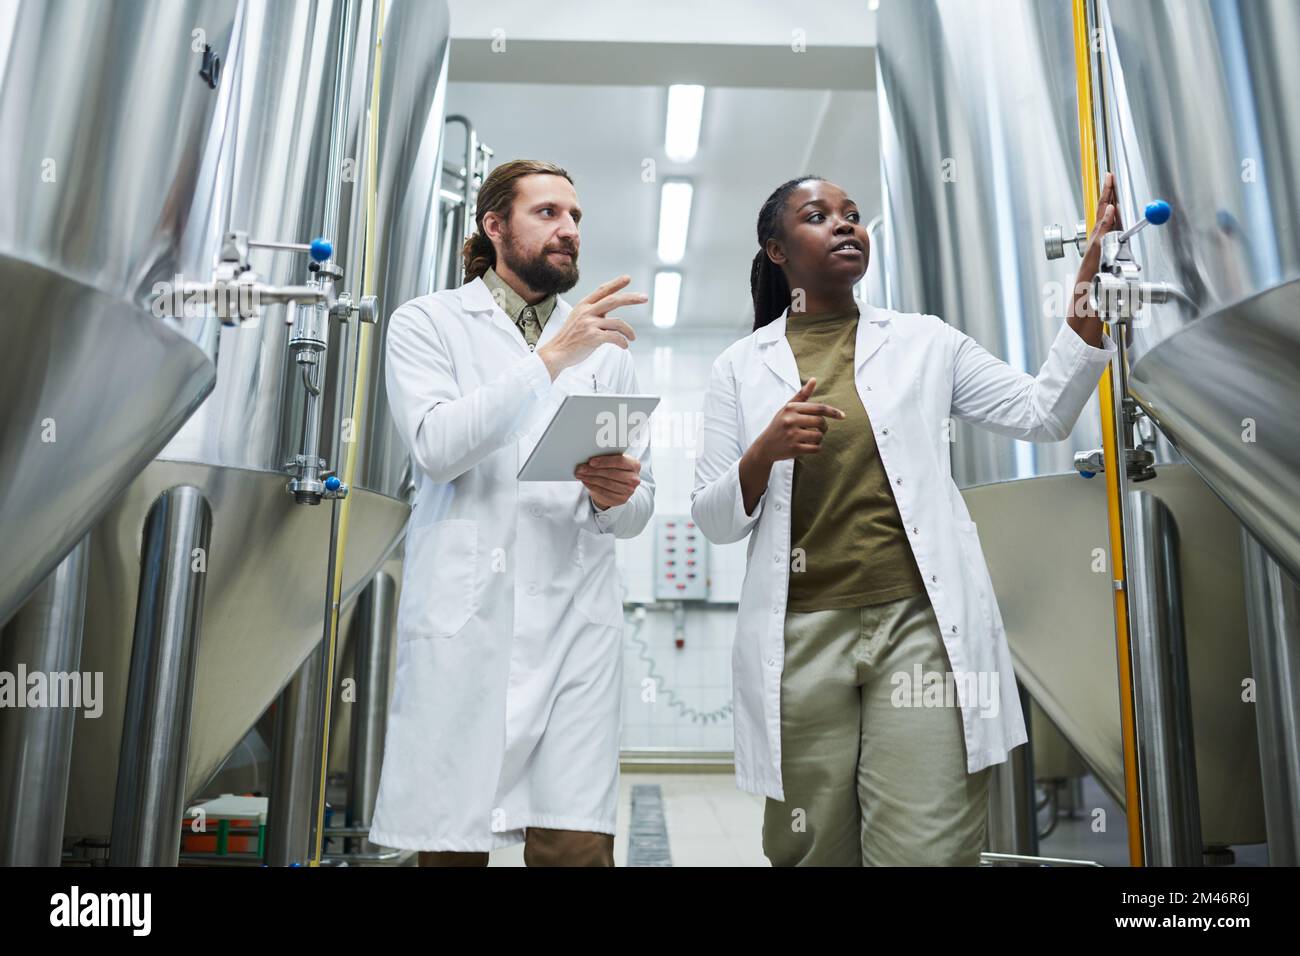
left=556, top=366, right=607, bottom=396
left=954, top=520, right=995, bottom=633
left=401, top=518, right=480, bottom=640
left=573, top=528, right=624, bottom=628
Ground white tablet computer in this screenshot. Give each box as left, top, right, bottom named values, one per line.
left=518, top=393, right=660, bottom=481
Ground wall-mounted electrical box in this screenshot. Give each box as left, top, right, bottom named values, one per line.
left=653, top=514, right=708, bottom=600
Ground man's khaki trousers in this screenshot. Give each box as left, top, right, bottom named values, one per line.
left=417, top=828, right=614, bottom=867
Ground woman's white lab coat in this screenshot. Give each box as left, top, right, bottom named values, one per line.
left=369, top=276, right=654, bottom=851
left=690, top=299, right=1114, bottom=799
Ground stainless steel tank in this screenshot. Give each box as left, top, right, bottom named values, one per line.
left=877, top=0, right=1266, bottom=847
left=877, top=0, right=1107, bottom=485
left=61, top=0, right=452, bottom=844
left=0, top=0, right=239, bottom=626
left=1095, top=0, right=1300, bottom=579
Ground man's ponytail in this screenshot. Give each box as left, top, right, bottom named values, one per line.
left=462, top=231, right=496, bottom=283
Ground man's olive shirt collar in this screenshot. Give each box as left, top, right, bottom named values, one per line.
left=482, top=266, right=557, bottom=330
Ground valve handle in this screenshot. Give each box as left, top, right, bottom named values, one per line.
left=1118, top=199, right=1172, bottom=243
left=309, top=237, right=333, bottom=262
left=1144, top=200, right=1171, bottom=226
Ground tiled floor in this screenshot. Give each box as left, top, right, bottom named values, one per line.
left=489, top=771, right=765, bottom=866
left=485, top=770, right=1269, bottom=867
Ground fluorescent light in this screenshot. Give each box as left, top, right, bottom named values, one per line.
left=664, top=84, right=704, bottom=162
left=657, top=180, right=693, bottom=264
left=653, top=270, right=682, bottom=328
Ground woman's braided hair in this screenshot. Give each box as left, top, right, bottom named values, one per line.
left=750, top=175, right=824, bottom=330
left=462, top=159, right=574, bottom=283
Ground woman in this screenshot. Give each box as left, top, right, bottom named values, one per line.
left=690, top=174, right=1119, bottom=866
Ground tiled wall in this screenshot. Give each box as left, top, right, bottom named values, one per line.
left=615, top=328, right=751, bottom=752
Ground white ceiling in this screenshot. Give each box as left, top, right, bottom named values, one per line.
left=446, top=0, right=877, bottom=47
left=443, top=1, right=880, bottom=334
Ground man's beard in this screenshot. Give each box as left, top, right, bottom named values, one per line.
left=499, top=226, right=579, bottom=296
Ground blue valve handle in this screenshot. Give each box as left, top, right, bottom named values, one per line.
left=1078, top=470, right=1097, bottom=479
left=1118, top=199, right=1172, bottom=243
left=1144, top=199, right=1171, bottom=225
left=309, top=237, right=333, bottom=262
left=324, top=475, right=342, bottom=492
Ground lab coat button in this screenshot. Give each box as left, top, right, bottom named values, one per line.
left=931, top=574, right=937, bottom=582
left=951, top=625, right=958, bottom=633
left=895, top=478, right=902, bottom=485
left=881, top=428, right=889, bottom=435
left=531, top=506, right=542, bottom=517
left=912, top=526, right=918, bottom=534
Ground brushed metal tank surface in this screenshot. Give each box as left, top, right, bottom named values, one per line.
left=349, top=0, right=453, bottom=499
left=0, top=260, right=215, bottom=626
left=161, top=0, right=366, bottom=475
left=64, top=462, right=408, bottom=842
left=160, top=0, right=451, bottom=501
left=963, top=466, right=1264, bottom=846
left=60, top=0, right=453, bottom=842
left=1130, top=280, right=1300, bottom=579
left=877, top=0, right=1108, bottom=488
left=0, top=0, right=238, bottom=624
left=878, top=0, right=1277, bottom=848
left=1098, top=0, right=1300, bottom=577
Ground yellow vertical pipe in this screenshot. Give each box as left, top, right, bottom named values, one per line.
left=1070, top=0, right=1144, bottom=867
left=309, top=0, right=385, bottom=867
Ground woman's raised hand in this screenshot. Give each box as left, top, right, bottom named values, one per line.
left=755, top=377, right=846, bottom=463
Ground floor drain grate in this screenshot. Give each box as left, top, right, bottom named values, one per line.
left=627, top=784, right=672, bottom=867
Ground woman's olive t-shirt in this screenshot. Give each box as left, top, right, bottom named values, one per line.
left=784, top=307, right=926, bottom=612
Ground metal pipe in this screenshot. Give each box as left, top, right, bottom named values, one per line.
left=1240, top=532, right=1300, bottom=865
left=265, top=644, right=326, bottom=866
left=1128, top=490, right=1202, bottom=865
left=307, top=498, right=343, bottom=859
left=307, top=0, right=387, bottom=866
left=1071, top=0, right=1145, bottom=867
left=0, top=538, right=91, bottom=866
left=285, top=0, right=359, bottom=504
left=441, top=114, right=494, bottom=290
left=346, top=571, right=396, bottom=854
left=109, top=486, right=212, bottom=866
left=986, top=684, right=1039, bottom=860
left=323, top=0, right=374, bottom=475
left=320, top=848, right=406, bottom=864
left=325, top=308, right=352, bottom=476
left=444, top=114, right=480, bottom=234
left=863, top=214, right=888, bottom=308
left=320, top=0, right=358, bottom=246
left=980, top=851, right=1104, bottom=867
left=177, top=852, right=266, bottom=867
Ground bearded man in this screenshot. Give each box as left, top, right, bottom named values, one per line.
left=370, top=159, right=655, bottom=867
